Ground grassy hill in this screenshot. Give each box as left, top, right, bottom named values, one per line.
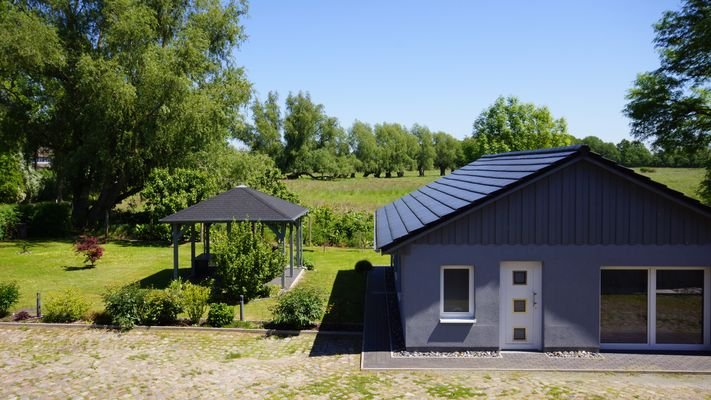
left=285, top=168, right=706, bottom=212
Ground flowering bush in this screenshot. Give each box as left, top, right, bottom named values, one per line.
left=74, top=236, right=104, bottom=266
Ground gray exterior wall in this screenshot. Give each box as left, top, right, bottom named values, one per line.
left=395, top=158, right=711, bottom=351
left=400, top=244, right=711, bottom=351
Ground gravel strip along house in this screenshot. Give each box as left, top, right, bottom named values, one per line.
left=375, top=145, right=711, bottom=352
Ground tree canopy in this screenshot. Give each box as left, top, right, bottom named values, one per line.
left=467, top=96, right=573, bottom=159
left=0, top=0, right=252, bottom=227
left=623, top=0, right=710, bottom=202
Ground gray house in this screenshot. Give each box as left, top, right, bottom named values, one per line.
left=375, top=145, right=711, bottom=352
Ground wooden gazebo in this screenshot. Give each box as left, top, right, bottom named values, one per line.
left=159, top=185, right=308, bottom=288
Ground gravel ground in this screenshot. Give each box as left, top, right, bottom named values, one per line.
left=1, top=326, right=710, bottom=399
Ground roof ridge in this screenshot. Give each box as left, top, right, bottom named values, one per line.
left=242, top=187, right=292, bottom=221
left=480, top=144, right=584, bottom=159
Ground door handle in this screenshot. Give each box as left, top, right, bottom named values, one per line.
left=533, top=291, right=538, bottom=307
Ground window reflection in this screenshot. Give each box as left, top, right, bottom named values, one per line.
left=601, top=270, right=648, bottom=343
left=656, top=270, right=704, bottom=344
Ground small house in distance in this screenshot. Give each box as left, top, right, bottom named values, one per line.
left=375, top=145, right=711, bottom=352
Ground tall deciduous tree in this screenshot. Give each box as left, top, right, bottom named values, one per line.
left=469, top=96, right=572, bottom=158
left=375, top=123, right=413, bottom=178
left=411, top=124, right=435, bottom=176
left=0, top=0, right=251, bottom=227
left=348, top=121, right=380, bottom=177
left=433, top=132, right=461, bottom=176
left=579, top=136, right=621, bottom=162
left=623, top=0, right=710, bottom=203
left=247, top=91, right=283, bottom=161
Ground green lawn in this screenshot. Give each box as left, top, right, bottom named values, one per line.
left=284, top=169, right=442, bottom=212
left=244, top=247, right=389, bottom=327
left=634, top=167, right=705, bottom=201
left=0, top=240, right=388, bottom=327
left=0, top=240, right=193, bottom=311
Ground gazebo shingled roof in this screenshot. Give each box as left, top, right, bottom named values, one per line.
left=159, top=186, right=308, bottom=224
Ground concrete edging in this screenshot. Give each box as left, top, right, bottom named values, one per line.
left=0, top=321, right=362, bottom=336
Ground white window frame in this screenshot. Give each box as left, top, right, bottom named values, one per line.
left=600, top=266, right=711, bottom=351
left=440, top=265, right=475, bottom=322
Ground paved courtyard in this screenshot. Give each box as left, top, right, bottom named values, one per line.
left=1, top=326, right=710, bottom=399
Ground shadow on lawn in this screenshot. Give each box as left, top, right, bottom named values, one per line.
left=62, top=265, right=95, bottom=271
left=136, top=268, right=193, bottom=289
left=111, top=240, right=170, bottom=248
left=309, top=269, right=365, bottom=357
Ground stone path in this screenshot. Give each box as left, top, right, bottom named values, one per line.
left=1, top=326, right=710, bottom=399
left=362, top=267, right=711, bottom=373
left=268, top=265, right=304, bottom=289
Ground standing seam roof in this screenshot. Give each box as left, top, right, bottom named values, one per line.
left=374, top=145, right=583, bottom=250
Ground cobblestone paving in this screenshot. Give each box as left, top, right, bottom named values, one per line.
left=1, top=327, right=710, bottom=399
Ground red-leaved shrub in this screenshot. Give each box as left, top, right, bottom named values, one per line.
left=74, top=236, right=104, bottom=266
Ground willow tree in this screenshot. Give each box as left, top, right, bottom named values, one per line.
left=0, top=0, right=251, bottom=227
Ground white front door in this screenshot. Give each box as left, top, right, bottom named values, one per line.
left=500, top=262, right=543, bottom=350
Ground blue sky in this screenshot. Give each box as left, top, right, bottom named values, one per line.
left=236, top=1, right=680, bottom=143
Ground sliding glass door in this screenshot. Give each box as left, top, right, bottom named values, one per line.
left=600, top=267, right=710, bottom=350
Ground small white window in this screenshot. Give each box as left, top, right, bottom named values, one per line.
left=440, top=266, right=474, bottom=319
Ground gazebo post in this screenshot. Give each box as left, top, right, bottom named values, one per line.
left=289, top=223, right=294, bottom=277
left=190, top=224, right=196, bottom=276
left=172, top=223, right=180, bottom=280
left=205, top=223, right=211, bottom=257
left=297, top=218, right=303, bottom=267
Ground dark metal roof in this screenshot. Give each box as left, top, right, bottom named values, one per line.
left=375, top=144, right=711, bottom=251
left=159, top=186, right=308, bottom=224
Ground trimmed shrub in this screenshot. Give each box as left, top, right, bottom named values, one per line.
left=73, top=236, right=104, bottom=266
left=271, top=287, right=324, bottom=329
left=354, top=260, right=373, bottom=273
left=18, top=202, right=71, bottom=237
left=639, top=167, right=656, bottom=173
left=102, top=284, right=147, bottom=330
left=13, top=310, right=32, bottom=321
left=303, top=258, right=315, bottom=271
left=0, top=204, right=19, bottom=240
left=87, top=310, right=113, bottom=325
left=212, top=222, right=286, bottom=303
left=141, top=290, right=182, bottom=326
left=43, top=289, right=89, bottom=323
left=181, top=282, right=210, bottom=325
left=0, top=281, right=20, bottom=316
left=207, top=303, right=234, bottom=327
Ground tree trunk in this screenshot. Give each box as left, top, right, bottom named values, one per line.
left=385, top=171, right=392, bottom=178
left=418, top=168, right=425, bottom=177
left=439, top=166, right=446, bottom=176
left=397, top=171, right=404, bottom=177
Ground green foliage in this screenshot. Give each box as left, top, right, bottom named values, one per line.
left=308, top=207, right=373, bottom=248
left=206, top=303, right=234, bottom=327
left=469, top=96, right=573, bottom=158
left=411, top=124, right=435, bottom=176
left=43, top=289, right=89, bottom=323
left=142, top=168, right=218, bottom=222
left=244, top=91, right=284, bottom=160
left=578, top=136, right=621, bottom=162
left=102, top=284, right=147, bottom=330
left=271, top=287, right=324, bottom=329
left=624, top=1, right=710, bottom=204
left=0, top=281, right=20, bottom=316
left=0, top=0, right=252, bottom=228
left=0, top=204, right=19, bottom=240
left=349, top=121, right=380, bottom=177
left=212, top=222, right=285, bottom=303
left=181, top=281, right=211, bottom=325
left=17, top=202, right=71, bottom=237
left=375, top=123, right=415, bottom=177
left=617, top=139, right=654, bottom=167
left=433, top=132, right=462, bottom=175
left=354, top=260, right=373, bottom=273
left=141, top=289, right=182, bottom=326
left=0, top=152, right=25, bottom=203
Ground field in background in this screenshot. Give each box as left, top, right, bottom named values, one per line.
left=284, top=169, right=442, bottom=212
left=286, top=167, right=706, bottom=211
left=634, top=167, right=705, bottom=201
